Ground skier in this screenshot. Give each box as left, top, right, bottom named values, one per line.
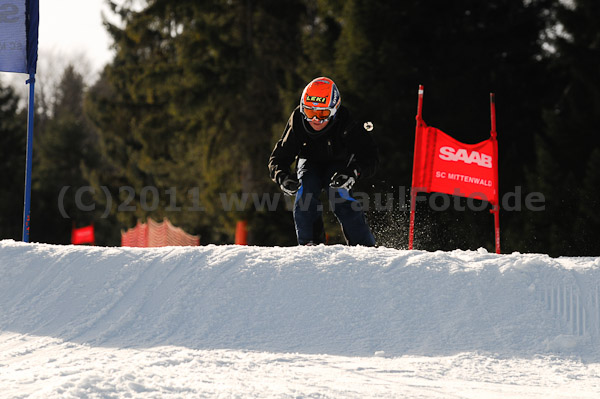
left=268, top=77, right=378, bottom=246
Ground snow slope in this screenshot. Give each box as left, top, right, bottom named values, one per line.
left=1, top=239, right=600, bottom=398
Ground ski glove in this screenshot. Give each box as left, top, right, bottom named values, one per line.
left=330, top=166, right=360, bottom=191
left=278, top=173, right=301, bottom=196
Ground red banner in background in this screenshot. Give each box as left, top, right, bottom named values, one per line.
left=412, top=126, right=498, bottom=205
left=72, top=225, right=95, bottom=245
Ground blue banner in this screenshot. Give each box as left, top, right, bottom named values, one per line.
left=0, top=0, right=38, bottom=74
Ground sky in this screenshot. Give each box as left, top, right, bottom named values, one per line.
left=39, top=0, right=115, bottom=74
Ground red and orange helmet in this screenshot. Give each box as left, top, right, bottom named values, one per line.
left=300, top=77, right=341, bottom=122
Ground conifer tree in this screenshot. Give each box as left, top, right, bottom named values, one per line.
left=318, top=0, right=555, bottom=251
left=527, top=0, right=600, bottom=255
left=89, top=0, right=305, bottom=244
left=30, top=65, right=101, bottom=244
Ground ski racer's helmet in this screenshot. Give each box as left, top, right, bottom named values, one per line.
left=300, top=77, right=341, bottom=122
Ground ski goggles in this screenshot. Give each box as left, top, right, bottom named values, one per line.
left=301, top=107, right=332, bottom=121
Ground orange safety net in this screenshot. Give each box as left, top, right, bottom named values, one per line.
left=121, top=217, right=200, bottom=247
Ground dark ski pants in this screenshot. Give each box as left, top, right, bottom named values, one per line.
left=293, top=159, right=376, bottom=246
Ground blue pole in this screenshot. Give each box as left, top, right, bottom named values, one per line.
left=22, top=73, right=36, bottom=242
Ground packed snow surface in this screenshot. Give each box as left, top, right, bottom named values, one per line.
left=1, top=240, right=599, bottom=398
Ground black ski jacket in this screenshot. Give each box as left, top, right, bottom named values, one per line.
left=268, top=105, right=378, bottom=184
